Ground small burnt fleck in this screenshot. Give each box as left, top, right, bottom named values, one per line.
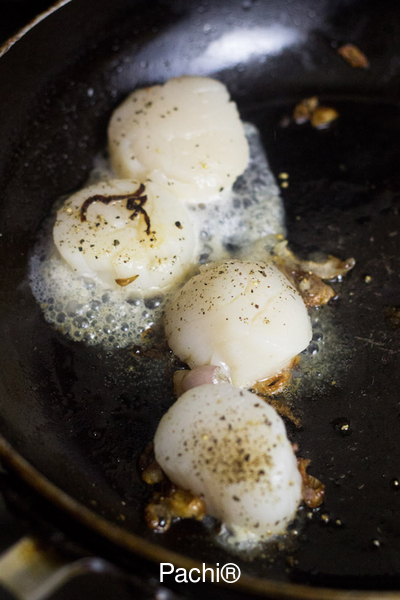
left=338, top=43, right=369, bottom=69
left=385, top=306, right=400, bottom=330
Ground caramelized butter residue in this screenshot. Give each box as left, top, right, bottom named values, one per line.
left=115, top=275, right=139, bottom=287
left=264, top=397, right=301, bottom=429
left=338, top=44, right=369, bottom=69
left=252, top=359, right=302, bottom=427
left=273, top=241, right=355, bottom=307
left=297, top=457, right=325, bottom=509
left=139, top=442, right=165, bottom=485
left=288, top=270, right=335, bottom=308
left=293, top=97, right=319, bottom=125
left=145, top=487, right=206, bottom=533
left=292, top=97, right=339, bottom=129
left=310, top=106, right=339, bottom=130
left=252, top=370, right=292, bottom=397
left=139, top=443, right=205, bottom=533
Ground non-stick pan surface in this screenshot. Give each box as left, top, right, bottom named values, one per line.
left=1, top=0, right=400, bottom=595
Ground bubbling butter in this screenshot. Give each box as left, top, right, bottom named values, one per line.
left=29, top=123, right=285, bottom=349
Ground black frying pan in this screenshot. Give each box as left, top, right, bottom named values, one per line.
left=1, top=0, right=400, bottom=597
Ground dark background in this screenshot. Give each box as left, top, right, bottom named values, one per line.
left=0, top=0, right=55, bottom=44
left=0, top=0, right=56, bottom=555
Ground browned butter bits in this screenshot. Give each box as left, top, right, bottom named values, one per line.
left=338, top=43, right=370, bottom=69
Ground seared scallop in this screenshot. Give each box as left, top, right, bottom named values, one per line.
left=154, top=383, right=302, bottom=542
left=108, top=76, right=249, bottom=202
left=53, top=179, right=197, bottom=296
left=164, top=260, right=312, bottom=387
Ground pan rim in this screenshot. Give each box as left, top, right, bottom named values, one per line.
left=0, top=0, right=72, bottom=59
left=0, top=434, right=398, bottom=600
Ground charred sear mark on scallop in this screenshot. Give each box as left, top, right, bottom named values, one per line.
left=80, top=183, right=151, bottom=234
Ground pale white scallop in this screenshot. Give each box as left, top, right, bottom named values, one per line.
left=53, top=179, right=197, bottom=297
left=108, top=76, right=249, bottom=202
left=164, top=260, right=312, bottom=387
left=154, top=383, right=302, bottom=542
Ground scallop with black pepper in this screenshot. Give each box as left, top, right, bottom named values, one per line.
left=164, top=260, right=312, bottom=387
left=154, top=383, right=302, bottom=542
